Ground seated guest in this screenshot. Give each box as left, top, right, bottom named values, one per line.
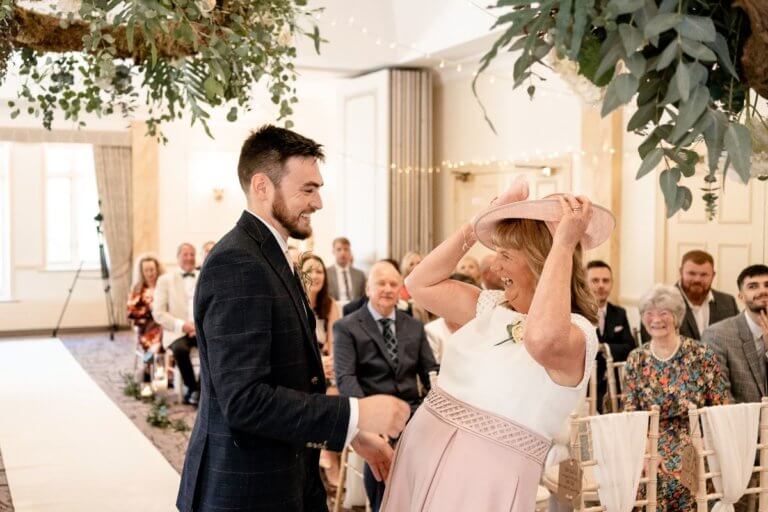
left=703, top=264, right=768, bottom=403
left=424, top=273, right=476, bottom=362
left=153, top=243, right=200, bottom=406
left=479, top=253, right=503, bottom=290
left=623, top=284, right=728, bottom=511
left=399, top=251, right=423, bottom=300
left=587, top=260, right=636, bottom=412
left=327, top=237, right=366, bottom=302
left=126, top=255, right=164, bottom=381
left=334, top=261, right=439, bottom=512
left=199, top=240, right=215, bottom=268
left=455, top=255, right=481, bottom=285
left=641, top=249, right=739, bottom=341
left=300, top=253, right=343, bottom=486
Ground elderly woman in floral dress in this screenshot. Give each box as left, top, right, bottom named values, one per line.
left=623, top=283, right=729, bottom=511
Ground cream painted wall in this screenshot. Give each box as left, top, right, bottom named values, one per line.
left=0, top=76, right=345, bottom=332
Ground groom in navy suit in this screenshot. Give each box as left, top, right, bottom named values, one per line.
left=177, top=126, right=410, bottom=512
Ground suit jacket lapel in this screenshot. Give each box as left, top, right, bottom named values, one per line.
left=359, top=308, right=397, bottom=373
left=676, top=284, right=701, bottom=339
left=738, top=314, right=767, bottom=396
left=236, top=212, right=321, bottom=366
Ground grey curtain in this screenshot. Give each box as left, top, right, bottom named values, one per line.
left=389, top=69, right=435, bottom=260
left=92, top=146, right=133, bottom=327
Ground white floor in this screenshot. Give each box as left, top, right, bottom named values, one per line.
left=0, top=338, right=180, bottom=511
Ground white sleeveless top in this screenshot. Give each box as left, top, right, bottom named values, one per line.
left=437, top=290, right=598, bottom=440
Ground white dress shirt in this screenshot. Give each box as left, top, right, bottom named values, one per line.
left=247, top=210, right=358, bottom=445
left=173, top=269, right=198, bottom=333
left=685, top=290, right=715, bottom=336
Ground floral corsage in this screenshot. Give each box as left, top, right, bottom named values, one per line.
left=495, top=320, right=524, bottom=346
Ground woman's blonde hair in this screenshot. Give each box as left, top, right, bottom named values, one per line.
left=131, top=254, right=164, bottom=294
left=400, top=251, right=423, bottom=278
left=491, top=219, right=598, bottom=324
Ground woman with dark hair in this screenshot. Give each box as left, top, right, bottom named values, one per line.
left=126, top=255, right=165, bottom=381
left=381, top=177, right=614, bottom=511
left=299, top=253, right=343, bottom=487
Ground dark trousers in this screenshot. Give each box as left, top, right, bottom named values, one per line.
left=170, top=335, right=198, bottom=395
left=363, top=463, right=386, bottom=512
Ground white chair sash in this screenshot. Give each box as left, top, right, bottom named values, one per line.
left=589, top=411, right=649, bottom=512
left=701, top=402, right=761, bottom=512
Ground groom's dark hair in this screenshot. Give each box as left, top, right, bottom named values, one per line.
left=238, top=124, right=325, bottom=191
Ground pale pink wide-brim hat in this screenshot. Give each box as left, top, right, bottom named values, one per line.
left=473, top=194, right=616, bottom=251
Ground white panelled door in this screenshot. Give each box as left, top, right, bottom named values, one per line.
left=338, top=70, right=390, bottom=269
left=663, top=176, right=768, bottom=302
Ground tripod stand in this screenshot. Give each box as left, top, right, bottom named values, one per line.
left=52, top=206, right=118, bottom=340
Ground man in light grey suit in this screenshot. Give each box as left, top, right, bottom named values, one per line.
left=703, top=264, right=768, bottom=403
left=326, top=237, right=366, bottom=302
left=334, top=260, right=438, bottom=512
left=153, top=242, right=200, bottom=405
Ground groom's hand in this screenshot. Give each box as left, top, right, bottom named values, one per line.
left=357, top=395, right=410, bottom=438
left=351, top=432, right=394, bottom=482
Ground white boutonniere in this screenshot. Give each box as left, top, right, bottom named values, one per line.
left=495, top=320, right=524, bottom=346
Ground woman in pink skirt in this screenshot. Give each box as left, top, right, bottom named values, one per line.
left=381, top=177, right=614, bottom=511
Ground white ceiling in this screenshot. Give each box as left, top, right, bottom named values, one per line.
left=293, top=0, right=505, bottom=76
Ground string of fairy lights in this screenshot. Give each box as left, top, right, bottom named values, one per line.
left=309, top=0, right=618, bottom=176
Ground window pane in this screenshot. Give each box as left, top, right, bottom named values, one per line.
left=76, top=168, right=100, bottom=265
left=46, top=177, right=72, bottom=264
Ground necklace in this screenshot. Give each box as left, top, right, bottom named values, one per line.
left=650, top=337, right=681, bottom=362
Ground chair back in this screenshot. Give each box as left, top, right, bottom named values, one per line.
left=333, top=445, right=370, bottom=512
left=584, top=360, right=598, bottom=416
left=601, top=344, right=627, bottom=413
left=686, top=398, right=768, bottom=512
left=568, top=406, right=660, bottom=512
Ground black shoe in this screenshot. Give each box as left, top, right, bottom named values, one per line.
left=184, top=390, right=199, bottom=406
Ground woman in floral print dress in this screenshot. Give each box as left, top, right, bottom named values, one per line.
left=623, top=284, right=729, bottom=511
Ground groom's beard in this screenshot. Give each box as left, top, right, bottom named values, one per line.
left=272, top=190, right=312, bottom=240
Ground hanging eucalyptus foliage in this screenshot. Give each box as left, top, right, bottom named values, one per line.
left=0, top=0, right=321, bottom=142
left=477, top=0, right=761, bottom=218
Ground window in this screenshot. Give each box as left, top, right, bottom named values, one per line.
left=0, top=143, right=10, bottom=299
left=44, top=144, right=101, bottom=270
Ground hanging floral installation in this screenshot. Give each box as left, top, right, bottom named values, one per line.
left=0, top=0, right=320, bottom=142
left=476, top=0, right=768, bottom=218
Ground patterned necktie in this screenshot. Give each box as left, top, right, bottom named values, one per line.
left=379, top=318, right=398, bottom=366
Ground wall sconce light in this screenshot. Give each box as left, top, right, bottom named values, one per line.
left=452, top=171, right=472, bottom=182
left=212, top=188, right=224, bottom=202
left=540, top=166, right=554, bottom=177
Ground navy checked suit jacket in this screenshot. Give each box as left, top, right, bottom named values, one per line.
left=177, top=212, right=350, bottom=512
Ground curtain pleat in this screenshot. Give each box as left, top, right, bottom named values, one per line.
left=389, top=69, right=434, bottom=260
left=92, top=146, right=133, bottom=327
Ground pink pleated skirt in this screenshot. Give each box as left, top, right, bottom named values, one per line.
left=381, top=387, right=551, bottom=512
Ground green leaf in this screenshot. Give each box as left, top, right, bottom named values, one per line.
left=677, top=15, right=716, bottom=43
left=703, top=110, right=727, bottom=174
left=660, top=169, right=682, bottom=216
left=677, top=186, right=693, bottom=211
left=596, top=39, right=624, bottom=78
left=568, top=0, right=591, bottom=60
left=625, top=52, right=646, bottom=78
left=644, top=13, right=681, bottom=41
left=601, top=73, right=639, bottom=117
left=226, top=106, right=238, bottom=122
left=655, top=39, right=679, bottom=71
left=637, top=147, right=663, bottom=178
left=578, top=33, right=613, bottom=86
left=639, top=130, right=661, bottom=158
left=675, top=60, right=690, bottom=102
left=724, top=123, right=752, bottom=184
left=555, top=0, right=573, bottom=52
left=313, top=24, right=321, bottom=54
left=607, top=0, right=645, bottom=15
left=708, top=33, right=739, bottom=79
left=627, top=102, right=659, bottom=131
left=203, top=76, right=224, bottom=100
left=618, top=23, right=643, bottom=54
left=680, top=38, right=716, bottom=61
left=670, top=85, right=709, bottom=142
